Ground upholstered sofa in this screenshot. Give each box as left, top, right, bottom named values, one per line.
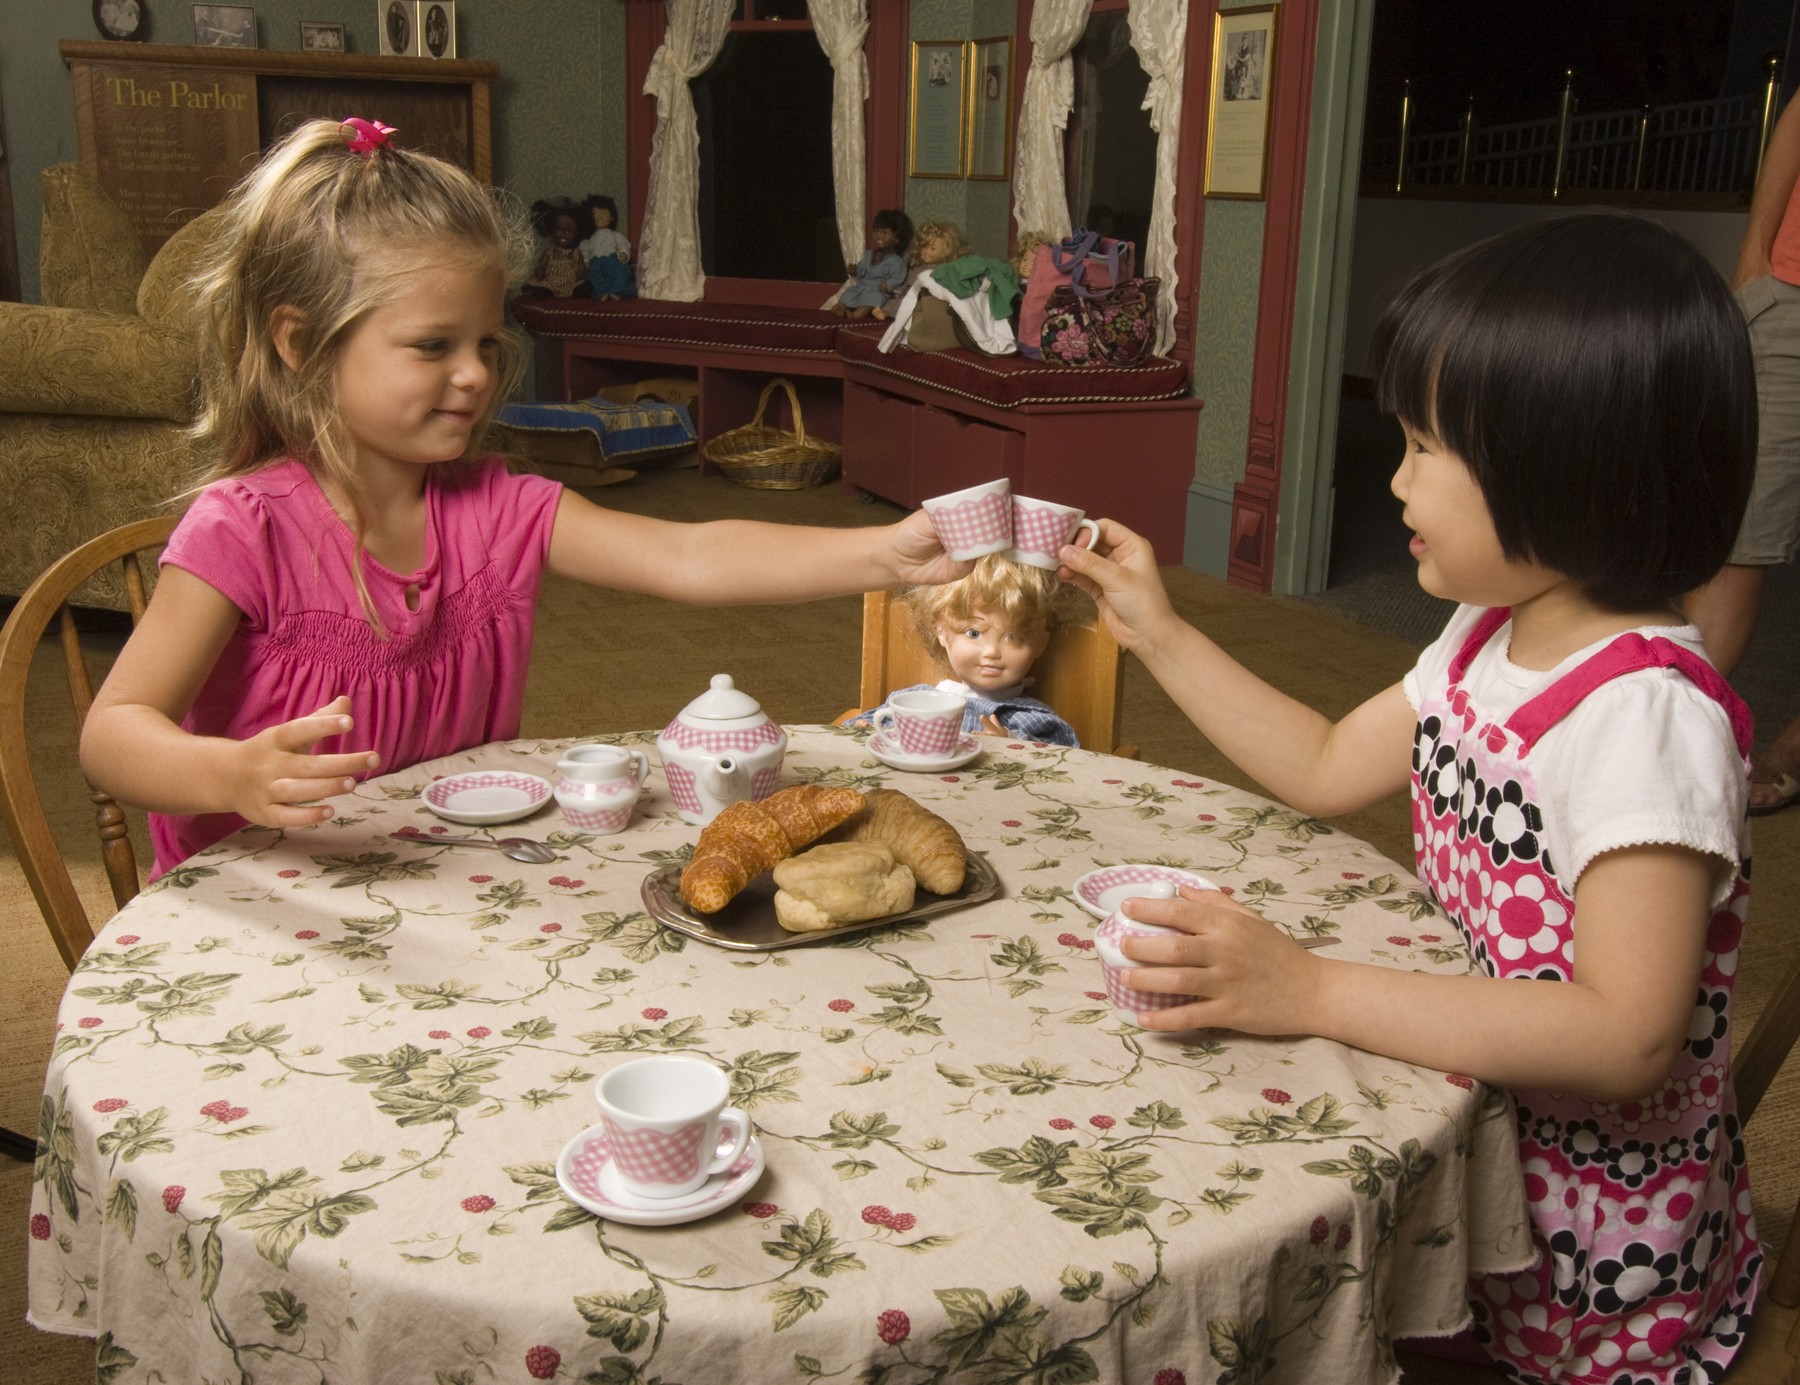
left=0, top=164, right=223, bottom=608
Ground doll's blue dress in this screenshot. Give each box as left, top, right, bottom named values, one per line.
left=840, top=250, right=908, bottom=312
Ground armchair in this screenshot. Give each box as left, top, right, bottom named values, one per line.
left=0, top=164, right=222, bottom=608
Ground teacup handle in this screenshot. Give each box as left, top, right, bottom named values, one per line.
left=707, top=1106, right=751, bottom=1176
left=872, top=707, right=899, bottom=738
left=1071, top=518, right=1101, bottom=552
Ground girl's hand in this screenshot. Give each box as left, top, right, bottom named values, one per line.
left=887, top=508, right=975, bottom=587
left=1055, top=518, right=1181, bottom=656
left=1117, top=885, right=1322, bottom=1034
left=225, top=695, right=381, bottom=828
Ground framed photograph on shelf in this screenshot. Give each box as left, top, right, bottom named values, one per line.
left=378, top=0, right=419, bottom=57
left=420, top=0, right=455, bottom=58
left=908, top=40, right=967, bottom=179
left=1204, top=4, right=1277, bottom=198
left=93, top=0, right=148, bottom=41
left=192, top=3, right=256, bottom=48
left=965, top=35, right=1014, bottom=182
left=299, top=21, right=346, bottom=52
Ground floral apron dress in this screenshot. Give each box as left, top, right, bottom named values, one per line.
left=1411, top=610, right=1761, bottom=1384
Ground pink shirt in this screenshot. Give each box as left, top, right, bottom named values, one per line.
left=152, top=456, right=562, bottom=871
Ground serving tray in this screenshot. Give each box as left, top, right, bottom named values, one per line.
left=641, top=851, right=1000, bottom=951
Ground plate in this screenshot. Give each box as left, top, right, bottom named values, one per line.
left=642, top=850, right=1001, bottom=951
left=556, top=1124, right=765, bottom=1226
left=1073, top=864, right=1218, bottom=919
left=867, top=730, right=983, bottom=773
left=420, top=771, right=553, bottom=825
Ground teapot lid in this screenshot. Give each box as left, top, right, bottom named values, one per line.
left=680, top=674, right=765, bottom=722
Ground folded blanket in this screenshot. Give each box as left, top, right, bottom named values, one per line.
left=494, top=396, right=696, bottom=462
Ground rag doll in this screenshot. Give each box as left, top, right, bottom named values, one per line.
left=579, top=193, right=636, bottom=300
left=833, top=208, right=913, bottom=319
left=521, top=199, right=591, bottom=300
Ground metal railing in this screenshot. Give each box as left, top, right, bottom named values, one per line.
left=1364, top=57, right=1784, bottom=201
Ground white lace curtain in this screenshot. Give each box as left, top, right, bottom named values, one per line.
left=636, top=0, right=734, bottom=302
left=1128, top=0, right=1188, bottom=356
left=807, top=0, right=871, bottom=271
left=1012, top=0, right=1094, bottom=241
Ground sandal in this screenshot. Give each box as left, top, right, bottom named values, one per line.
left=1749, top=757, right=1800, bottom=816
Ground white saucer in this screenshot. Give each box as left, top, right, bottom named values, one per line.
left=867, top=730, right=982, bottom=773
left=555, top=1124, right=765, bottom=1226
left=420, top=771, right=553, bottom=826
left=1073, top=864, right=1217, bottom=918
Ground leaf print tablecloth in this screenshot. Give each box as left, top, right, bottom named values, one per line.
left=29, top=728, right=1533, bottom=1385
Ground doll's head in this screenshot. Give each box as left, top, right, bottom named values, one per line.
left=582, top=194, right=620, bottom=233
left=871, top=208, right=914, bottom=258
left=530, top=198, right=584, bottom=247
left=912, top=220, right=968, bottom=268
left=1012, top=229, right=1052, bottom=280
left=900, top=555, right=1084, bottom=694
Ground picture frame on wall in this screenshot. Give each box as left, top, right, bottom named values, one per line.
left=299, top=21, right=346, bottom=52
left=379, top=0, right=419, bottom=57
left=1204, top=4, right=1278, bottom=199
left=908, top=40, right=967, bottom=179
left=965, top=35, right=1014, bottom=182
left=421, top=1, right=455, bottom=58
left=192, top=3, right=257, bottom=48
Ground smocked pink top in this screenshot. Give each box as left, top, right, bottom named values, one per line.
left=151, top=456, right=562, bottom=872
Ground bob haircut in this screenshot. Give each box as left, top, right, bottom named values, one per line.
left=898, top=554, right=1091, bottom=668
left=1369, top=211, right=1755, bottom=612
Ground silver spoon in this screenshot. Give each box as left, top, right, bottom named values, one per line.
left=390, top=832, right=559, bottom=864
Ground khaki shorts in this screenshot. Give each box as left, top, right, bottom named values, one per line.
left=1732, top=274, right=1800, bottom=565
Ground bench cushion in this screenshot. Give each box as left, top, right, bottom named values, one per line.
left=833, top=325, right=1189, bottom=409
left=510, top=298, right=843, bottom=357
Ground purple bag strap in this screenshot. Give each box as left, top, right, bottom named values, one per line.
left=1051, top=230, right=1127, bottom=301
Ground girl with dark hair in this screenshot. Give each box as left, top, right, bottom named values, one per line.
left=1060, top=211, right=1760, bottom=1383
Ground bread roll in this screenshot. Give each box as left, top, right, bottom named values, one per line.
left=772, top=841, right=915, bottom=932
left=679, top=785, right=866, bottom=914
left=835, top=789, right=966, bottom=894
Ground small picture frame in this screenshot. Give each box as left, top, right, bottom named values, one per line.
left=299, top=21, right=346, bottom=52
left=908, top=40, right=967, bottom=179
left=1204, top=4, right=1278, bottom=199
left=965, top=35, right=1014, bottom=182
left=378, top=0, right=418, bottom=57
left=421, top=0, right=455, bottom=59
left=192, top=3, right=257, bottom=48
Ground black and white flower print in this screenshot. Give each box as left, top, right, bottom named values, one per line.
left=1590, top=1240, right=1679, bottom=1315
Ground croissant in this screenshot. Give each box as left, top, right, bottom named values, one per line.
left=834, top=788, right=966, bottom=894
left=679, top=785, right=867, bottom=914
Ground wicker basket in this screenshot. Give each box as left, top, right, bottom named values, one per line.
left=702, top=377, right=842, bottom=490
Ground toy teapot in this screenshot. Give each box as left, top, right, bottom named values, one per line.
left=656, top=674, right=788, bottom=825
left=1092, top=881, right=1195, bottom=1026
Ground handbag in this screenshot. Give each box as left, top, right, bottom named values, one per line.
left=1016, top=229, right=1136, bottom=361
left=905, top=295, right=963, bottom=352
left=1039, top=276, right=1161, bottom=367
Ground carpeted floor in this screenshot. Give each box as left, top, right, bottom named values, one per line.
left=3, top=455, right=1795, bottom=1382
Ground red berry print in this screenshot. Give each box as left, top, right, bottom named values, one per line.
left=77, top=1017, right=102, bottom=1029
left=428, top=825, right=448, bottom=833
left=429, top=1030, right=451, bottom=1040
left=861, top=1205, right=892, bottom=1227
left=1335, top=1222, right=1352, bottom=1250
left=1048, top=1118, right=1075, bottom=1130
left=827, top=999, right=854, bottom=1013
left=524, top=1345, right=561, bottom=1380
left=218, top=1107, right=248, bottom=1123
left=1446, top=1073, right=1475, bottom=1090
left=1084, top=991, right=1107, bottom=1001
left=466, top=1027, right=491, bottom=1039
left=294, top=929, right=319, bottom=940
left=162, top=1186, right=185, bottom=1214
left=1261, top=1088, right=1291, bottom=1105
left=1088, top=1115, right=1115, bottom=1130
left=1341, top=872, right=1364, bottom=881
left=876, top=1309, right=910, bottom=1345
left=461, top=1194, right=496, bottom=1213
left=114, top=935, right=139, bottom=945
left=1197, top=814, right=1216, bottom=822
left=199, top=1099, right=240, bottom=1120
left=1057, top=933, right=1082, bottom=947
left=1102, top=778, right=1122, bottom=785
left=1309, top=1214, right=1329, bottom=1244
left=540, top=923, right=562, bottom=932
left=1001, top=820, right=1022, bottom=828
left=1155, top=1371, right=1187, bottom=1385
left=92, top=1098, right=127, bottom=1114
left=548, top=876, right=570, bottom=888
left=29, top=1213, right=49, bottom=1240
left=468, top=874, right=493, bottom=884
left=887, top=1212, right=916, bottom=1233
left=1218, top=886, right=1235, bottom=896
left=641, top=1008, right=667, bottom=1021
left=939, top=775, right=959, bottom=782
left=742, top=1202, right=779, bottom=1218
left=1419, top=933, right=1442, bottom=943
left=277, top=869, right=301, bottom=879
left=565, top=880, right=585, bottom=889
left=394, top=825, right=422, bottom=836
left=1386, top=936, right=1412, bottom=947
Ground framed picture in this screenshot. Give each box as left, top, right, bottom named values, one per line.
left=378, top=0, right=418, bottom=57
left=420, top=0, right=455, bottom=58
left=908, top=40, right=967, bottom=179
left=299, top=21, right=345, bottom=52
left=1204, top=4, right=1278, bottom=198
left=192, top=3, right=257, bottom=48
left=965, top=35, right=1014, bottom=182
left=93, top=0, right=148, bottom=41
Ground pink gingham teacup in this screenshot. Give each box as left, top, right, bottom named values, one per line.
left=873, top=688, right=965, bottom=758
left=595, top=1056, right=752, bottom=1199
left=1008, top=495, right=1100, bottom=570
left=921, top=478, right=1013, bottom=560
left=1091, top=881, right=1195, bottom=1026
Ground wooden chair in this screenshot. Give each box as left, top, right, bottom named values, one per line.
left=0, top=515, right=175, bottom=973
left=836, top=589, right=1136, bottom=758
left=1394, top=945, right=1800, bottom=1383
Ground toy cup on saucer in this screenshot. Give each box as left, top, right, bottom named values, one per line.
left=872, top=688, right=964, bottom=759
left=594, top=1055, right=752, bottom=1199
left=1091, top=881, right=1196, bottom=1026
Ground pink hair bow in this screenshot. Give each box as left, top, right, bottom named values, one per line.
left=340, top=118, right=397, bottom=155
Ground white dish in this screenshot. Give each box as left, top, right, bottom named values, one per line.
left=419, top=771, right=553, bottom=826
left=1073, top=864, right=1218, bottom=919
left=556, top=1124, right=765, bottom=1226
left=867, top=730, right=982, bottom=773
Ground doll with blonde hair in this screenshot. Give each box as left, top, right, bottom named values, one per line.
left=856, top=554, right=1086, bottom=746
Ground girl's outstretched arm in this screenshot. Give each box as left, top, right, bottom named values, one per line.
left=1122, top=844, right=1712, bottom=1103
left=546, top=491, right=970, bottom=602
left=1058, top=519, right=1414, bottom=816
left=80, top=568, right=379, bottom=825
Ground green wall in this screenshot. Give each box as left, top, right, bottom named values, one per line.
left=906, top=0, right=1015, bottom=260
left=1, top=0, right=629, bottom=303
